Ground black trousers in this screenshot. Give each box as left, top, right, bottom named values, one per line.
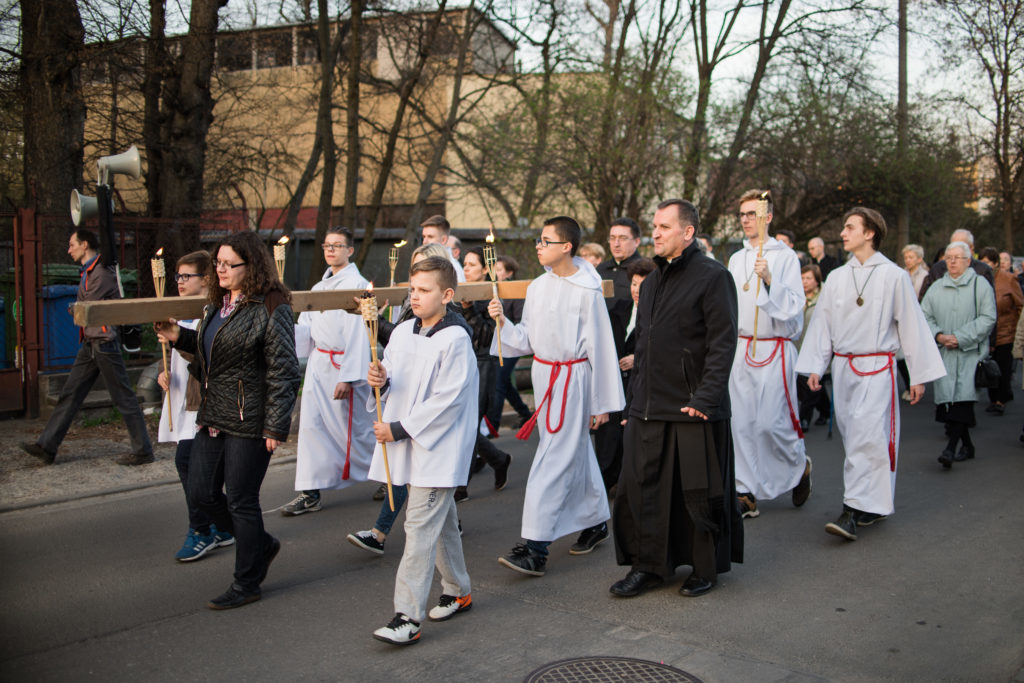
left=189, top=428, right=273, bottom=593
left=38, top=338, right=152, bottom=456
left=174, top=439, right=212, bottom=534
left=987, top=344, right=1014, bottom=404
left=797, top=374, right=830, bottom=422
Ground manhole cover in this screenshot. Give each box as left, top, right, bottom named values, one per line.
left=524, top=656, right=703, bottom=682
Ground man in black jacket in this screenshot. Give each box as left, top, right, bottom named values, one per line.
left=610, top=199, right=742, bottom=599
left=592, top=218, right=642, bottom=498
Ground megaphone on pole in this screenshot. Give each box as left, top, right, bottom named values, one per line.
left=97, top=145, right=141, bottom=185
left=70, top=189, right=100, bottom=226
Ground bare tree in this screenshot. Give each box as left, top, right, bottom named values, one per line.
left=939, top=0, right=1023, bottom=252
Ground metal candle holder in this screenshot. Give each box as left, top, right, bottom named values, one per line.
left=360, top=290, right=395, bottom=511
left=151, top=250, right=172, bottom=430
left=483, top=237, right=503, bottom=366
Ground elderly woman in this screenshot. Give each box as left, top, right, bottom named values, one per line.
left=902, top=244, right=928, bottom=298
left=157, top=231, right=300, bottom=609
left=796, top=264, right=830, bottom=429
left=920, top=241, right=996, bottom=469
left=978, top=247, right=1023, bottom=415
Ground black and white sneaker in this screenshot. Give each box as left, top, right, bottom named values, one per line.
left=281, top=493, right=321, bottom=516
left=854, top=511, right=888, bottom=527
left=373, top=613, right=421, bottom=645
left=346, top=530, right=385, bottom=555
left=569, top=523, right=608, bottom=555
left=825, top=510, right=857, bottom=541
left=498, top=543, right=546, bottom=576
left=428, top=593, right=472, bottom=621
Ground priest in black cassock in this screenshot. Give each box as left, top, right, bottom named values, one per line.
left=610, top=198, right=743, bottom=599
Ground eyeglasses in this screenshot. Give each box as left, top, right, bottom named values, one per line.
left=174, top=273, right=204, bottom=283
left=737, top=211, right=758, bottom=221
left=535, top=237, right=569, bottom=248
left=214, top=260, right=247, bottom=270
left=322, top=242, right=349, bottom=251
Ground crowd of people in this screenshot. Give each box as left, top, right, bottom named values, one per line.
left=19, top=199, right=1022, bottom=645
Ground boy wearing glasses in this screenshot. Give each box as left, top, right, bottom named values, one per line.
left=279, top=227, right=376, bottom=516
left=158, top=251, right=236, bottom=561
left=487, top=217, right=624, bottom=576
left=727, top=189, right=811, bottom=520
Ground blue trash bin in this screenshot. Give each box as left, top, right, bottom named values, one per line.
left=41, top=285, right=81, bottom=367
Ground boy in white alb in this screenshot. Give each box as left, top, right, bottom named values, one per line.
left=368, top=256, right=478, bottom=646
left=280, top=227, right=375, bottom=516
left=157, top=251, right=234, bottom=561
left=797, top=207, right=944, bottom=541
left=488, top=216, right=624, bottom=576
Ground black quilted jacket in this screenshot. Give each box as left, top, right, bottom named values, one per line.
left=174, top=291, right=300, bottom=441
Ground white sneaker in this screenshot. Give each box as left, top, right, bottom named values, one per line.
left=428, top=594, right=472, bottom=622
left=373, top=613, right=421, bottom=645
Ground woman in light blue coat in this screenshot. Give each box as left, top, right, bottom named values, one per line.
left=920, top=241, right=996, bottom=468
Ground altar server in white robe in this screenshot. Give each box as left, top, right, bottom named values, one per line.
left=280, top=227, right=375, bottom=516
left=488, top=216, right=625, bottom=577
left=158, top=251, right=235, bottom=561
left=797, top=207, right=944, bottom=542
left=367, top=256, right=477, bottom=646
left=728, top=189, right=811, bottom=519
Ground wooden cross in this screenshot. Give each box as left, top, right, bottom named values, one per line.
left=72, top=280, right=616, bottom=326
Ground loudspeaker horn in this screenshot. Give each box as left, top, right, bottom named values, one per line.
left=97, top=144, right=141, bottom=184
left=70, top=189, right=100, bottom=226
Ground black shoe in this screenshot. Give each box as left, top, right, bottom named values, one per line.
left=372, top=483, right=387, bottom=501
left=609, top=569, right=663, bottom=597
left=21, top=442, right=55, bottom=465
left=469, top=454, right=486, bottom=475
left=493, top=453, right=512, bottom=491
left=498, top=543, right=546, bottom=576
left=207, top=585, right=261, bottom=610
left=938, top=449, right=954, bottom=469
left=992, top=404, right=1005, bottom=416
left=815, top=415, right=829, bottom=426
left=985, top=403, right=997, bottom=413
left=825, top=510, right=857, bottom=541
left=854, top=511, right=888, bottom=527
left=792, top=456, right=812, bottom=507
left=679, top=574, right=715, bottom=597
left=515, top=414, right=530, bottom=429
left=454, top=486, right=469, bottom=503
left=116, top=452, right=155, bottom=466
left=257, top=535, right=281, bottom=585
left=954, top=444, right=974, bottom=461
left=799, top=418, right=810, bottom=432
left=569, top=524, right=608, bottom=555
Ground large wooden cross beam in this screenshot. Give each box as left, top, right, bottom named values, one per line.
left=72, top=280, right=616, bottom=327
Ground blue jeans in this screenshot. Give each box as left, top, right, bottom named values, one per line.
left=174, top=439, right=212, bottom=534
left=526, top=540, right=550, bottom=558
left=374, top=484, right=409, bottom=535
left=189, top=428, right=274, bottom=593
left=38, top=338, right=152, bottom=457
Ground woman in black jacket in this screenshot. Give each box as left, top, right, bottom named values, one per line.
left=157, top=230, right=300, bottom=610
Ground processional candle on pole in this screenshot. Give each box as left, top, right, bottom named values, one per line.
left=389, top=240, right=407, bottom=287
left=483, top=230, right=503, bottom=366
left=751, top=192, right=769, bottom=357
left=151, top=248, right=172, bottom=430
left=274, top=236, right=289, bottom=282
left=360, top=284, right=395, bottom=511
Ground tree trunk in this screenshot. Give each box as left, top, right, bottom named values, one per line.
left=20, top=0, right=85, bottom=215
left=142, top=0, right=167, bottom=216
left=341, top=0, right=363, bottom=233
left=309, top=0, right=338, bottom=289
left=896, top=0, right=909, bottom=247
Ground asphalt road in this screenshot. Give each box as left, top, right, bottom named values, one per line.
left=2, top=391, right=1023, bottom=682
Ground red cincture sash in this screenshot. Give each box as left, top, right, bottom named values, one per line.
left=740, top=336, right=804, bottom=438
left=516, top=356, right=587, bottom=440
left=835, top=351, right=897, bottom=471
left=316, top=347, right=352, bottom=479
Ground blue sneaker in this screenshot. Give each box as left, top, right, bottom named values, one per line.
left=175, top=529, right=216, bottom=562
left=210, top=524, right=235, bottom=548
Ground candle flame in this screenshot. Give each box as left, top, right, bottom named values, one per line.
left=485, top=232, right=495, bottom=244
left=759, top=191, right=769, bottom=200
left=277, top=235, right=290, bottom=245
left=155, top=247, right=164, bottom=257
left=367, top=281, right=374, bottom=293
left=394, top=240, right=407, bottom=248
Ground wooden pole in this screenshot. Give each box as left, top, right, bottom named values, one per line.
left=483, top=240, right=503, bottom=366
left=151, top=254, right=171, bottom=431
left=360, top=294, right=394, bottom=512
left=752, top=196, right=769, bottom=357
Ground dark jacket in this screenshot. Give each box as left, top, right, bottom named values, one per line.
left=813, top=254, right=840, bottom=282
left=627, top=241, right=737, bottom=422
left=78, top=254, right=121, bottom=341
left=175, top=291, right=300, bottom=441
left=597, top=252, right=642, bottom=358
left=461, top=300, right=495, bottom=360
